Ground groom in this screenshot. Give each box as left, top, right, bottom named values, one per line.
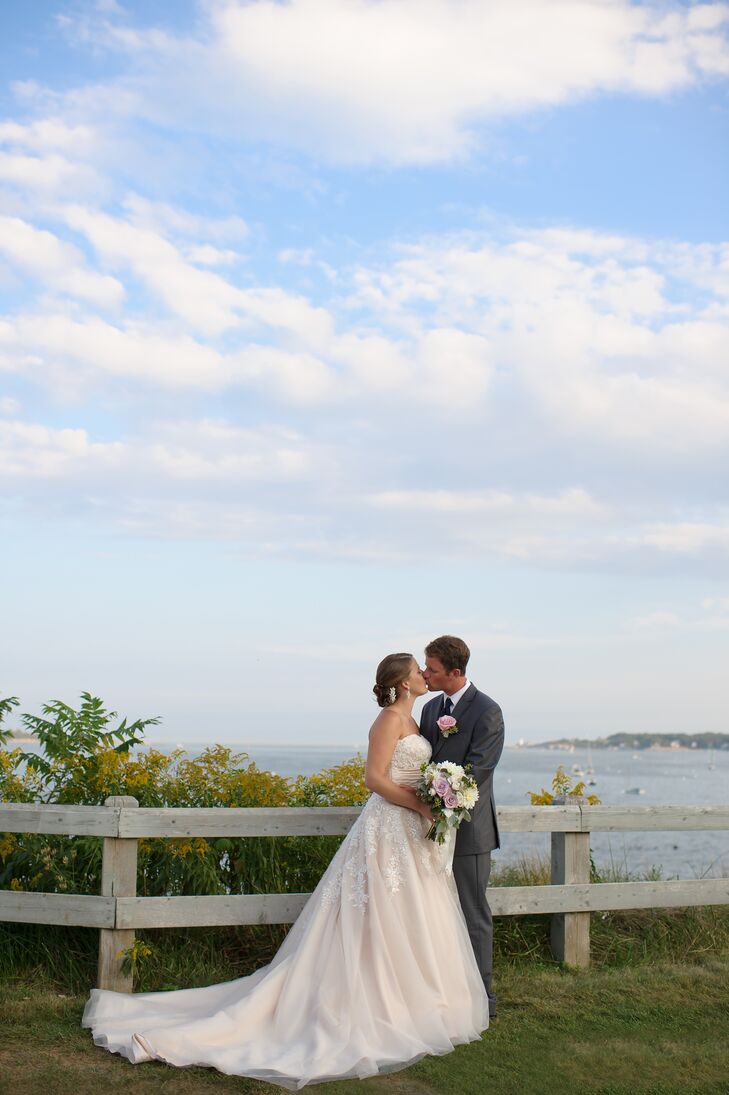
left=421, top=635, right=504, bottom=1019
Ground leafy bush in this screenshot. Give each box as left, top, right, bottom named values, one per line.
left=0, top=692, right=367, bottom=900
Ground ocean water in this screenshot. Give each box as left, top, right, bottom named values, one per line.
left=15, top=738, right=729, bottom=879
left=494, top=745, right=729, bottom=881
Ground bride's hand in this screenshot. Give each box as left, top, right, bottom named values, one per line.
left=397, top=785, right=434, bottom=822
left=418, top=802, right=435, bottom=824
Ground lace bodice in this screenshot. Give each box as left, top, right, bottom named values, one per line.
left=318, top=733, right=439, bottom=912
left=389, top=734, right=431, bottom=787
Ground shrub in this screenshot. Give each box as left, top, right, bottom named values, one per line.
left=0, top=692, right=367, bottom=900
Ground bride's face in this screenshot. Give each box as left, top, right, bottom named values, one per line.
left=404, top=658, right=428, bottom=697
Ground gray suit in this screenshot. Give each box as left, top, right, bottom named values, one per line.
left=421, top=683, right=504, bottom=1014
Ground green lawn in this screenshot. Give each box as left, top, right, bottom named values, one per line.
left=2, top=960, right=728, bottom=1095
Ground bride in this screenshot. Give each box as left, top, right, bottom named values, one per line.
left=83, top=652, right=489, bottom=1088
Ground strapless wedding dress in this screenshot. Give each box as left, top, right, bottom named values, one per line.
left=83, top=734, right=489, bottom=1089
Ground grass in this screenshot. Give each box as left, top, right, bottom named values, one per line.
left=2, top=960, right=729, bottom=1095
left=3, top=854, right=729, bottom=1092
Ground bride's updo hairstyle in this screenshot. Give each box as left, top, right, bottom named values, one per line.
left=373, top=653, right=414, bottom=707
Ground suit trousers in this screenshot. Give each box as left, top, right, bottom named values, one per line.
left=452, top=851, right=496, bottom=1013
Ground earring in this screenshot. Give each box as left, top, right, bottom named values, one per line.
left=404, top=683, right=411, bottom=696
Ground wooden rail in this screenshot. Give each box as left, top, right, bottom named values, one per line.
left=2, top=800, right=728, bottom=992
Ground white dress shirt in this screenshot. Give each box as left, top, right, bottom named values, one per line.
left=442, top=678, right=471, bottom=710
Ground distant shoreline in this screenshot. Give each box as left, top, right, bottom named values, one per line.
left=9, top=733, right=727, bottom=753
left=525, top=732, right=729, bottom=752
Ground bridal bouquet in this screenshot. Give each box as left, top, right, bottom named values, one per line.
left=417, top=761, right=479, bottom=844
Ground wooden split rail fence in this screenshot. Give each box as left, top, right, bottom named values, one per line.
left=2, top=799, right=728, bottom=992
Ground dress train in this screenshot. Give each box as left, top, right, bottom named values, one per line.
left=83, top=734, right=489, bottom=1088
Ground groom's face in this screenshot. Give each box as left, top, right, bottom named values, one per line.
left=423, top=656, right=461, bottom=695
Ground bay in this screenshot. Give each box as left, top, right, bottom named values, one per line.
left=494, top=745, right=729, bottom=881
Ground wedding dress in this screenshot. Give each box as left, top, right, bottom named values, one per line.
left=83, top=734, right=489, bottom=1088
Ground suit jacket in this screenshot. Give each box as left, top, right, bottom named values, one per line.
left=421, top=684, right=504, bottom=855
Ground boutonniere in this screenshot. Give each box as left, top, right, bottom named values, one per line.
left=437, top=715, right=459, bottom=738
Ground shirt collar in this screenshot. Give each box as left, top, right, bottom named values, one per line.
left=444, top=678, right=470, bottom=709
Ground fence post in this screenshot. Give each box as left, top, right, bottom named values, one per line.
left=98, top=795, right=139, bottom=993
left=550, top=823, right=591, bottom=969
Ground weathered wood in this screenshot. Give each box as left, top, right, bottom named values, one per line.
left=0, top=890, right=115, bottom=927
left=117, top=806, right=362, bottom=838
left=4, top=801, right=728, bottom=839
left=117, top=805, right=585, bottom=837
left=578, top=804, right=729, bottom=832
left=114, top=877, right=729, bottom=929
left=97, top=796, right=139, bottom=994
left=116, top=893, right=311, bottom=929
left=490, top=877, right=729, bottom=915
left=550, top=830, right=591, bottom=968
left=497, top=805, right=583, bottom=832
left=0, top=802, right=118, bottom=836
left=6, top=879, right=723, bottom=933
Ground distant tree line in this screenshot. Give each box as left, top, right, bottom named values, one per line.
left=535, top=732, right=729, bottom=750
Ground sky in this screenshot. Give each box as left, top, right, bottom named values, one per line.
left=1, top=0, right=728, bottom=747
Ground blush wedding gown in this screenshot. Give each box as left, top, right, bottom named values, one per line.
left=83, top=734, right=489, bottom=1088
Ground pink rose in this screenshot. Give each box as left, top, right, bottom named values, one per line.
left=443, top=790, right=458, bottom=808
left=433, top=776, right=449, bottom=796
left=437, top=715, right=458, bottom=735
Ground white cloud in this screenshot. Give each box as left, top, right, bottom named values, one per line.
left=2, top=216, right=728, bottom=446
left=1, top=403, right=726, bottom=574
left=0, top=118, right=96, bottom=153
left=58, top=0, right=729, bottom=165
left=0, top=419, right=125, bottom=478
left=635, top=522, right=729, bottom=554
left=0, top=150, right=99, bottom=195
left=702, top=595, right=729, bottom=612
left=369, top=486, right=607, bottom=518
left=61, top=204, right=246, bottom=336
left=148, top=420, right=312, bottom=482
left=233, top=344, right=336, bottom=403
left=184, top=244, right=239, bottom=267
left=0, top=310, right=342, bottom=402
left=0, top=414, right=315, bottom=486
left=0, top=313, right=228, bottom=388
left=0, top=215, right=124, bottom=307
left=631, top=610, right=681, bottom=629
left=350, top=226, right=729, bottom=449
left=122, top=194, right=249, bottom=245
left=359, top=485, right=617, bottom=565
left=57, top=204, right=333, bottom=345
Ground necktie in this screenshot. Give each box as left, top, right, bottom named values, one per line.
left=442, top=696, right=453, bottom=717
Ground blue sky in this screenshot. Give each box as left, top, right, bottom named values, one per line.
left=1, top=1, right=728, bottom=745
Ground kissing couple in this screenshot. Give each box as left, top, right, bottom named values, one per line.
left=84, top=634, right=505, bottom=1089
